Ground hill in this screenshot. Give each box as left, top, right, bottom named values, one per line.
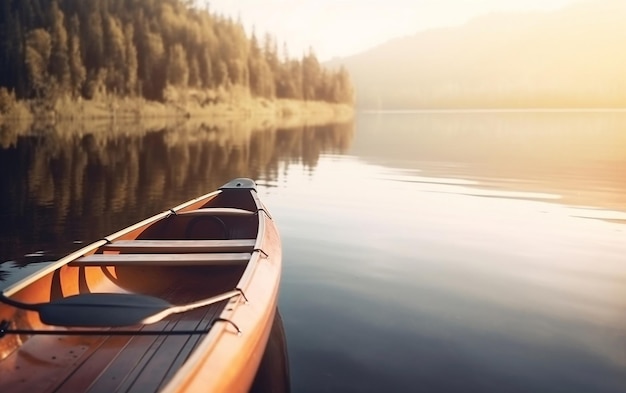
left=329, top=0, right=626, bottom=109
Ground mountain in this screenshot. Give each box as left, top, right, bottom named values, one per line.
left=329, top=0, right=626, bottom=109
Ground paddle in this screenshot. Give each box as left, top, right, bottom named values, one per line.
left=0, top=290, right=241, bottom=327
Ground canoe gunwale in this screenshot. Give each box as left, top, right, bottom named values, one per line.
left=1, top=190, right=222, bottom=297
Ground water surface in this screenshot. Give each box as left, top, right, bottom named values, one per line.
left=1, top=111, right=625, bottom=392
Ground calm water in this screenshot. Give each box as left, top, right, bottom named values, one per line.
left=1, top=111, right=626, bottom=392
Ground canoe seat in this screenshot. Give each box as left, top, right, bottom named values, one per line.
left=178, top=208, right=256, bottom=217
left=70, top=253, right=251, bottom=267
left=101, top=239, right=256, bottom=253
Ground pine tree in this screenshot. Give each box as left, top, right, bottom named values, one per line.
left=103, top=14, right=126, bottom=94
left=48, top=1, right=70, bottom=92
left=25, top=28, right=51, bottom=97
left=198, top=50, right=213, bottom=88
left=302, top=48, right=321, bottom=101
left=67, top=15, right=86, bottom=97
left=124, top=23, right=138, bottom=95
left=167, top=44, right=189, bottom=87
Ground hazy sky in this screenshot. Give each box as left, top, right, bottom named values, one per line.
left=207, top=0, right=580, bottom=61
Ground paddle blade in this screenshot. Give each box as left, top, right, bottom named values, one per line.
left=38, top=293, right=172, bottom=327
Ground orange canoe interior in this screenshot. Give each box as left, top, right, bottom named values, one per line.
left=0, top=184, right=281, bottom=393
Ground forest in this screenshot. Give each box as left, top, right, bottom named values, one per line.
left=0, top=0, right=354, bottom=108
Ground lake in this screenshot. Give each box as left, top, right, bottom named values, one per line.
left=1, top=111, right=625, bottom=392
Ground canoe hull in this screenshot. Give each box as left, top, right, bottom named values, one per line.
left=0, top=179, right=282, bottom=393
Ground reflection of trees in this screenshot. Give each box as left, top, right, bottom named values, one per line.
left=0, top=120, right=31, bottom=149
left=0, top=121, right=354, bottom=261
left=0, top=269, right=8, bottom=282
left=355, top=112, right=626, bottom=166
left=353, top=111, right=626, bottom=212
left=259, top=123, right=354, bottom=172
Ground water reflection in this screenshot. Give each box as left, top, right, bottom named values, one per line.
left=258, top=111, right=626, bottom=393
left=251, top=310, right=291, bottom=393
left=353, top=110, right=626, bottom=214
left=2, top=111, right=626, bottom=393
left=0, top=120, right=354, bottom=280
left=270, top=152, right=626, bottom=393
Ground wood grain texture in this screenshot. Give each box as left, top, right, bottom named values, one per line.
left=70, top=253, right=252, bottom=267
left=102, top=239, right=256, bottom=253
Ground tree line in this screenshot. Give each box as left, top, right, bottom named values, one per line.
left=0, top=0, right=354, bottom=104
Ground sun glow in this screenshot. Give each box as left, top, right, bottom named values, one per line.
left=207, top=0, right=579, bottom=60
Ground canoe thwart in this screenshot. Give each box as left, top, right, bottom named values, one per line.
left=102, top=239, right=256, bottom=253
left=70, top=253, right=252, bottom=267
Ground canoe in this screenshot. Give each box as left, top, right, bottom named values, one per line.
left=0, top=178, right=282, bottom=393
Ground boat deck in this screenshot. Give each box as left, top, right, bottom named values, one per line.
left=0, top=293, right=229, bottom=393
left=0, top=261, right=246, bottom=393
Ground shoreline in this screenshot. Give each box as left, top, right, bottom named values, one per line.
left=0, top=91, right=355, bottom=135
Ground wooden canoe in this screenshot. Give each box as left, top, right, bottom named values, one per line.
left=0, top=178, right=282, bottom=393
